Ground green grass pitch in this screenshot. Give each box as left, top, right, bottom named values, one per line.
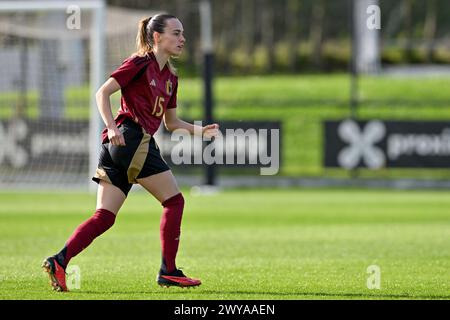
left=0, top=188, right=449, bottom=300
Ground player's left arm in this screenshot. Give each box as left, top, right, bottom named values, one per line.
left=164, top=108, right=219, bottom=138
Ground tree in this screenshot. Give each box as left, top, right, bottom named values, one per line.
left=309, top=0, right=325, bottom=69
left=286, top=0, right=300, bottom=71
left=402, top=0, right=414, bottom=62
left=216, top=0, right=237, bottom=73
left=261, top=0, right=275, bottom=73
left=242, top=0, right=256, bottom=73
left=423, top=0, right=437, bottom=62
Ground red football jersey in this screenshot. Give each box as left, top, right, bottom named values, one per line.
left=101, top=52, right=178, bottom=142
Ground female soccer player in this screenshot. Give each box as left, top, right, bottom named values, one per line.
left=42, top=14, right=219, bottom=291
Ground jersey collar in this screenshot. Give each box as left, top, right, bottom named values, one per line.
left=149, top=51, right=168, bottom=74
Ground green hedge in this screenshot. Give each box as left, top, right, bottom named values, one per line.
left=177, top=40, right=450, bottom=76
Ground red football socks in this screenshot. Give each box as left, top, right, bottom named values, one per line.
left=60, top=208, right=116, bottom=267
left=55, top=195, right=184, bottom=274
left=160, top=193, right=184, bottom=273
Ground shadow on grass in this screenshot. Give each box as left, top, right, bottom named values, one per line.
left=69, top=289, right=450, bottom=300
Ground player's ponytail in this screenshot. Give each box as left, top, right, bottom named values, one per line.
left=135, top=17, right=152, bottom=56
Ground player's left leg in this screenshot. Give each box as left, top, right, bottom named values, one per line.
left=42, top=181, right=127, bottom=292
left=137, top=170, right=201, bottom=287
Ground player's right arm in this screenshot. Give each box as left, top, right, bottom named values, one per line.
left=95, top=78, right=125, bottom=146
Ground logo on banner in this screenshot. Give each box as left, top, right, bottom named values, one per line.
left=0, top=119, right=28, bottom=168
left=337, top=120, right=386, bottom=169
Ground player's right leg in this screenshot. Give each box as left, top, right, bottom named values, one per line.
left=137, top=170, right=201, bottom=288
left=42, top=181, right=127, bottom=292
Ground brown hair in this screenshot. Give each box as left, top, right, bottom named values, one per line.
left=135, top=14, right=178, bottom=74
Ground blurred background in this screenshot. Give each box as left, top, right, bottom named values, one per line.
left=1, top=0, right=450, bottom=190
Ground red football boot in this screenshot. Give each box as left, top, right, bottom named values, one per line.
left=157, top=269, right=201, bottom=288
left=42, top=256, right=68, bottom=292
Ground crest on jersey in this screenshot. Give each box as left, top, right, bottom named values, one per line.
left=166, top=79, right=173, bottom=95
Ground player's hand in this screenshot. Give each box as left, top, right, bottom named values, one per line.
left=108, top=126, right=126, bottom=146
left=202, top=123, right=220, bottom=139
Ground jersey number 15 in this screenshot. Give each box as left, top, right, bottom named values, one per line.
left=152, top=96, right=165, bottom=117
